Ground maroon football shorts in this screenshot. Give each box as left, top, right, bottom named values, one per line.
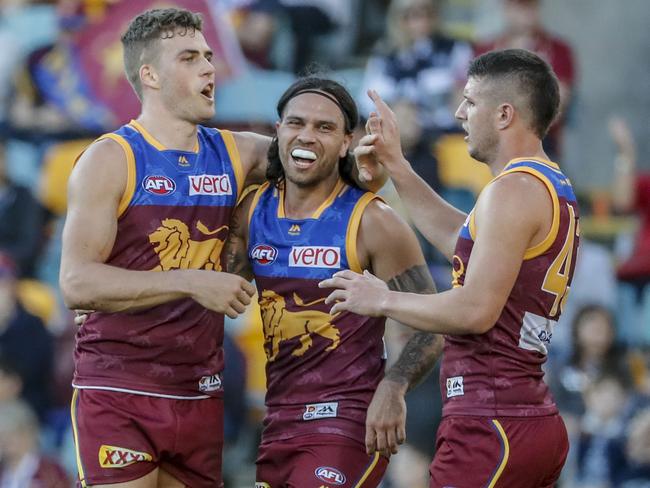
left=256, top=433, right=388, bottom=488
left=71, top=388, right=224, bottom=488
left=429, top=414, right=568, bottom=488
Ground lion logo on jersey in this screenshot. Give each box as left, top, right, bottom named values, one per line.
left=149, top=219, right=228, bottom=271
left=259, top=290, right=340, bottom=361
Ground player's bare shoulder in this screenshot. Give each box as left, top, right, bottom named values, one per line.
left=230, top=131, right=272, bottom=185
left=69, top=137, right=128, bottom=204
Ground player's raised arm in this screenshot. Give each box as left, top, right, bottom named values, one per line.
left=322, top=172, right=548, bottom=335
left=59, top=139, right=254, bottom=316
left=354, top=200, right=443, bottom=456
left=357, top=90, right=466, bottom=260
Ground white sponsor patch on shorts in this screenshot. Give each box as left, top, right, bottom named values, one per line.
left=255, top=483, right=271, bottom=488
left=446, top=376, right=464, bottom=398
left=198, top=374, right=222, bottom=392
left=303, top=402, right=338, bottom=420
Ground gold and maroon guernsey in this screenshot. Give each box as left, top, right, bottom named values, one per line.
left=444, top=158, right=580, bottom=417
left=248, top=180, right=386, bottom=442
left=72, top=120, right=243, bottom=399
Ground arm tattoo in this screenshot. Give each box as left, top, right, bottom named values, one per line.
left=224, top=206, right=254, bottom=281
left=384, top=264, right=444, bottom=390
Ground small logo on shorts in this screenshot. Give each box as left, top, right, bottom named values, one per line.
left=199, top=374, right=222, bottom=392
left=99, top=445, right=152, bottom=468
left=446, top=376, right=464, bottom=398
left=303, top=402, right=338, bottom=421
left=315, top=466, right=346, bottom=485
left=255, top=483, right=271, bottom=488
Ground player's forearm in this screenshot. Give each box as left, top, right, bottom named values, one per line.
left=60, top=262, right=194, bottom=312
left=384, top=331, right=444, bottom=392
left=381, top=287, right=497, bottom=335
left=389, top=161, right=466, bottom=261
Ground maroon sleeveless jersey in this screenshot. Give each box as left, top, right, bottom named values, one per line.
left=442, top=158, right=580, bottom=417
left=248, top=181, right=386, bottom=442
left=72, top=121, right=243, bottom=398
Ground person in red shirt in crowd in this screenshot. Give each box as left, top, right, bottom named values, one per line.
left=474, top=0, right=575, bottom=159
left=610, top=117, right=650, bottom=286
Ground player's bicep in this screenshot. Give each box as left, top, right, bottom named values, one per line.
left=462, top=179, right=541, bottom=323
left=61, top=140, right=126, bottom=268
left=224, top=189, right=255, bottom=280
left=233, top=131, right=272, bottom=186
left=360, top=201, right=435, bottom=294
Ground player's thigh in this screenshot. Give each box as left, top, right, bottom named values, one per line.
left=430, top=415, right=568, bottom=488
left=72, top=389, right=160, bottom=486
left=258, top=435, right=388, bottom=488
left=86, top=467, right=159, bottom=488
left=157, top=468, right=187, bottom=488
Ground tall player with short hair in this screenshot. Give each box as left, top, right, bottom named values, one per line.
left=225, top=76, right=443, bottom=487
left=322, top=49, right=579, bottom=487
left=61, top=7, right=298, bottom=488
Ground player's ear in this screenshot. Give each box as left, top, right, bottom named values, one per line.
left=140, top=64, right=160, bottom=91
left=339, top=133, right=353, bottom=158
left=496, top=103, right=515, bottom=130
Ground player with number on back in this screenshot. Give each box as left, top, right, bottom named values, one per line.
left=321, top=48, right=580, bottom=487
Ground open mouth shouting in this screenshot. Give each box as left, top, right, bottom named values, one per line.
left=291, top=148, right=318, bottom=168
left=200, top=82, right=214, bottom=102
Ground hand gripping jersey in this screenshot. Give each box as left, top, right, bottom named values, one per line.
left=248, top=179, right=386, bottom=442
left=443, top=158, right=580, bottom=417
left=73, top=120, right=243, bottom=399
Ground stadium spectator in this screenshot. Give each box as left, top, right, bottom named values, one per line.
left=474, top=0, right=576, bottom=160
left=0, top=399, right=70, bottom=488
left=358, top=0, right=472, bottom=135
left=608, top=406, right=650, bottom=487
left=0, top=252, right=54, bottom=421
left=0, top=140, right=46, bottom=277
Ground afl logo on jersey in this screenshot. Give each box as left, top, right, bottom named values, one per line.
left=143, top=175, right=176, bottom=195
left=251, top=244, right=278, bottom=265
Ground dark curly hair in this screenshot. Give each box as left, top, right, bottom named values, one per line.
left=121, top=8, right=203, bottom=99
left=267, top=77, right=360, bottom=189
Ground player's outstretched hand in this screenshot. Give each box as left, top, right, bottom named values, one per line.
left=354, top=90, right=408, bottom=176
left=191, top=271, right=256, bottom=318
left=365, top=378, right=407, bottom=456
left=319, top=269, right=388, bottom=317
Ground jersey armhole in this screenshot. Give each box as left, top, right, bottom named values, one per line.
left=345, top=193, right=385, bottom=273
left=493, top=166, right=560, bottom=260
left=248, top=181, right=271, bottom=230
left=220, top=129, right=244, bottom=202
left=95, top=133, right=136, bottom=219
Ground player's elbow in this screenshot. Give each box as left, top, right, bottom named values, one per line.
left=59, top=266, right=94, bottom=310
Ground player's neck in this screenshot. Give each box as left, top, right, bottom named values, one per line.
left=489, top=132, right=548, bottom=175
left=283, top=173, right=341, bottom=220
left=136, top=108, right=198, bottom=153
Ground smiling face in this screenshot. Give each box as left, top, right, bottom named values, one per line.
left=276, top=92, right=352, bottom=189
left=145, top=28, right=216, bottom=123
left=455, top=76, right=500, bottom=164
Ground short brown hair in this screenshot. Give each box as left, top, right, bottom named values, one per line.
left=121, top=8, right=203, bottom=99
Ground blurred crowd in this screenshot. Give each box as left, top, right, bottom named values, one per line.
left=0, top=0, right=648, bottom=487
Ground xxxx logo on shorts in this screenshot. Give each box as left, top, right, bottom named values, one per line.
left=99, top=445, right=153, bottom=468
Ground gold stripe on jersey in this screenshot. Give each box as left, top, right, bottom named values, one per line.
left=346, top=192, right=382, bottom=273
left=248, top=182, right=271, bottom=227
left=487, top=419, right=510, bottom=488
left=507, top=156, right=560, bottom=170
left=98, top=133, right=136, bottom=218
left=313, top=179, right=345, bottom=218
left=468, top=210, right=477, bottom=241
left=70, top=389, right=87, bottom=487
left=354, top=452, right=381, bottom=487
left=495, top=166, right=560, bottom=260
left=128, top=119, right=200, bottom=153
left=238, top=184, right=260, bottom=206
left=220, top=129, right=244, bottom=201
